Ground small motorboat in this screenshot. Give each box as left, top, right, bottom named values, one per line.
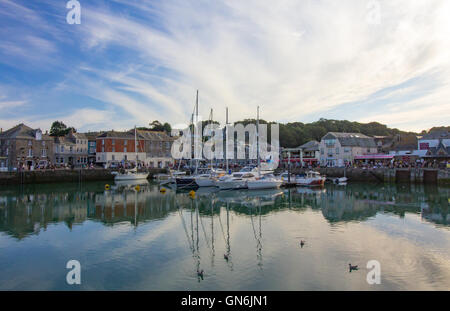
left=247, top=174, right=283, bottom=190
left=295, top=171, right=326, bottom=187
left=215, top=172, right=256, bottom=190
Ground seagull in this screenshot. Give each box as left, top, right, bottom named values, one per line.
left=300, top=240, right=305, bottom=248
left=197, top=269, right=204, bottom=279
left=349, top=264, right=359, bottom=272
left=224, top=254, right=229, bottom=261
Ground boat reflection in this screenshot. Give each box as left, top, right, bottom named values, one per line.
left=0, top=182, right=448, bottom=241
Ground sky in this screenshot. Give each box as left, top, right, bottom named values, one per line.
left=0, top=0, right=449, bottom=133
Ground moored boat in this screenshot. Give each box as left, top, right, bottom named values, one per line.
left=295, top=171, right=326, bottom=187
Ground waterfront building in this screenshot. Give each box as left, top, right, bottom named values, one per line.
left=281, top=140, right=320, bottom=167
left=53, top=130, right=89, bottom=167
left=95, top=130, right=146, bottom=166
left=418, top=130, right=449, bottom=151
left=0, top=123, right=54, bottom=170
left=136, top=129, right=175, bottom=168
left=85, top=132, right=100, bottom=164
left=319, top=132, right=377, bottom=167
left=418, top=131, right=449, bottom=166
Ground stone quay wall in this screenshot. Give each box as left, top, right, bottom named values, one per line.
left=0, top=168, right=168, bottom=185
left=284, top=167, right=450, bottom=185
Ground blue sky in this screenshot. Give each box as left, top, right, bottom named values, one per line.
left=0, top=0, right=449, bottom=133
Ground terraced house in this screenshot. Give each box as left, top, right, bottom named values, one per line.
left=0, top=123, right=54, bottom=171
left=53, top=130, right=89, bottom=167
left=319, top=132, right=377, bottom=167
left=95, top=129, right=175, bottom=168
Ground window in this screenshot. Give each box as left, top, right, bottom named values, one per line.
left=42, top=141, right=45, bottom=147
left=101, top=146, right=105, bottom=152
left=124, top=140, right=127, bottom=146
left=102, top=139, right=105, bottom=145
left=344, top=148, right=351, bottom=153
left=61, top=146, right=64, bottom=153
left=112, top=147, right=115, bottom=152
left=112, top=155, right=115, bottom=161
left=124, top=147, right=127, bottom=153
left=112, top=139, right=115, bottom=145
left=6, top=148, right=8, bottom=156
left=28, top=140, right=32, bottom=146
left=28, top=149, right=33, bottom=157
left=320, top=149, right=324, bottom=155
left=42, top=149, right=47, bottom=157
left=336, top=148, right=340, bottom=155
left=70, top=146, right=73, bottom=152
left=124, top=155, right=127, bottom=161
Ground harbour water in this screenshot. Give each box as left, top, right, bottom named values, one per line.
left=0, top=181, right=449, bottom=290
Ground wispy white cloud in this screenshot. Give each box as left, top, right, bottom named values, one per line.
left=0, top=0, right=449, bottom=132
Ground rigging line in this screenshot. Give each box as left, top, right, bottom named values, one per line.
left=218, top=207, right=228, bottom=244
left=199, top=210, right=212, bottom=251
left=178, top=207, right=194, bottom=252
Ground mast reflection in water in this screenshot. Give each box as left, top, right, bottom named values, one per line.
left=0, top=181, right=449, bottom=290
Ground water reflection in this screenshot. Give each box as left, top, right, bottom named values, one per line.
left=1, top=181, right=450, bottom=290
left=0, top=182, right=449, bottom=241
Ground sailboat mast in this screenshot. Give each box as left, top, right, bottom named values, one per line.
left=210, top=108, right=213, bottom=170
left=257, top=106, right=260, bottom=176
left=195, top=90, right=199, bottom=175
left=135, top=125, right=138, bottom=166
left=225, top=107, right=229, bottom=173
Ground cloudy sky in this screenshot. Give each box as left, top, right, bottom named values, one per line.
left=0, top=0, right=449, bottom=132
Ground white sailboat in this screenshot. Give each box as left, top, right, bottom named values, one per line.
left=247, top=106, right=282, bottom=190
left=114, top=126, right=149, bottom=182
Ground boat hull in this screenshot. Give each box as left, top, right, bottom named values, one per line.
left=247, top=180, right=282, bottom=190
left=195, top=177, right=216, bottom=187
left=114, top=173, right=149, bottom=181
left=216, top=180, right=248, bottom=190
left=296, top=177, right=326, bottom=187
left=175, top=178, right=199, bottom=189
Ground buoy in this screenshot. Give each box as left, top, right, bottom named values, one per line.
left=135, top=185, right=140, bottom=192
left=189, top=190, right=196, bottom=198
left=160, top=188, right=167, bottom=194
left=105, top=184, right=110, bottom=190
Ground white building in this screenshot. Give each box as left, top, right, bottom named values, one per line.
left=319, top=132, right=378, bottom=167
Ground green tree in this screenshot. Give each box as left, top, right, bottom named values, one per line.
left=50, top=121, right=75, bottom=136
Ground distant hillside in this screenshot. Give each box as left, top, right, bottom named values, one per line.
left=234, top=118, right=418, bottom=148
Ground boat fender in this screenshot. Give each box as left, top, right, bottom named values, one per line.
left=135, top=185, right=140, bottom=192
left=189, top=190, right=196, bottom=198
left=160, top=188, right=167, bottom=194
left=105, top=184, right=110, bottom=190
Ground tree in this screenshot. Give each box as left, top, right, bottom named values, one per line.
left=50, top=121, right=75, bottom=136
left=149, top=120, right=165, bottom=131
left=163, top=122, right=172, bottom=134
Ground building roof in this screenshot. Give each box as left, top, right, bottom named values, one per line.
left=322, top=132, right=377, bottom=148
left=97, top=131, right=138, bottom=139
left=425, top=140, right=450, bottom=158
left=135, top=129, right=176, bottom=141
left=420, top=130, right=450, bottom=140
left=0, top=123, right=52, bottom=140
left=53, top=136, right=76, bottom=145
left=298, top=140, right=319, bottom=151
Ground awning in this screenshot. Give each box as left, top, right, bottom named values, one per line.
left=282, top=158, right=318, bottom=162
left=354, top=154, right=394, bottom=160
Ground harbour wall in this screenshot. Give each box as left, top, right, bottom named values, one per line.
left=0, top=168, right=168, bottom=185
left=285, top=167, right=450, bottom=185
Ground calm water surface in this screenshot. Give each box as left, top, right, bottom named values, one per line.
left=0, top=181, right=449, bottom=290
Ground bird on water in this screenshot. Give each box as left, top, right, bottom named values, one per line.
left=348, top=264, right=358, bottom=272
